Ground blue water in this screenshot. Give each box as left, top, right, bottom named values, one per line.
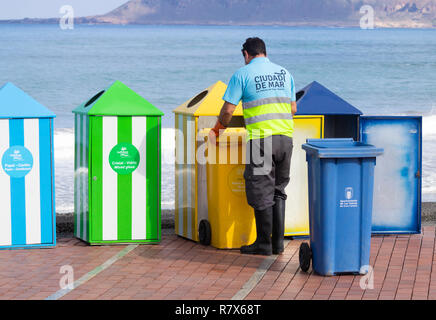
left=0, top=24, right=435, bottom=211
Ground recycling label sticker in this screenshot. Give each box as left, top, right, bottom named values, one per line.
left=228, top=166, right=246, bottom=197
left=109, top=143, right=140, bottom=175
left=340, top=187, right=358, bottom=208
left=2, top=146, right=34, bottom=178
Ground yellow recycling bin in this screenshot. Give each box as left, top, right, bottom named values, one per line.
left=173, top=81, right=244, bottom=242
left=285, top=116, right=324, bottom=236
left=173, top=81, right=324, bottom=242
left=198, top=117, right=324, bottom=247
left=199, top=128, right=256, bottom=249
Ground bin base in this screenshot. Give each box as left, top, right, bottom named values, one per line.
left=313, top=271, right=367, bottom=277
left=75, top=237, right=161, bottom=246
left=0, top=243, right=56, bottom=250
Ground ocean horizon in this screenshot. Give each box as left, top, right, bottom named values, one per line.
left=1, top=24, right=435, bottom=212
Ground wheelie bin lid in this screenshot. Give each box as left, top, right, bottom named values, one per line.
left=302, top=138, right=384, bottom=158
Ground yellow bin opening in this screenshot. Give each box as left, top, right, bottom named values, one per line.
left=201, top=128, right=256, bottom=249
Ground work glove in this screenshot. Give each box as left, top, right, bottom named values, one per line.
left=208, top=120, right=226, bottom=144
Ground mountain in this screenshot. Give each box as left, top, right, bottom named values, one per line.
left=2, top=0, right=436, bottom=28
left=88, top=0, right=436, bottom=27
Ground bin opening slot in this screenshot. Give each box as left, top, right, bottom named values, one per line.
left=296, top=90, right=305, bottom=102
left=197, top=116, right=245, bottom=133
left=187, top=90, right=208, bottom=108
left=228, top=116, right=245, bottom=128
left=324, top=115, right=359, bottom=140
left=85, top=90, right=105, bottom=108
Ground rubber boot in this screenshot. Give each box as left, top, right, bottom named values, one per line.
left=240, top=207, right=273, bottom=256
left=272, top=197, right=285, bottom=255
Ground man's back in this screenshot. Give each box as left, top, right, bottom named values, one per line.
left=233, top=57, right=295, bottom=103
left=223, top=57, right=296, bottom=140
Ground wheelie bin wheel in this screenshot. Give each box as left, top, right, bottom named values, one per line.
left=299, top=242, right=312, bottom=272
left=199, top=220, right=211, bottom=246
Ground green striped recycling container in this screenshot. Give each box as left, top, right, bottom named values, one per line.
left=73, top=81, right=164, bottom=245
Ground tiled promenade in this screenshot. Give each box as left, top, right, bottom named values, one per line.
left=0, top=226, right=435, bottom=300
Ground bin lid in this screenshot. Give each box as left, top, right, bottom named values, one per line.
left=302, top=138, right=383, bottom=158
left=200, top=127, right=246, bottom=143
left=0, top=82, right=55, bottom=119
left=295, top=81, right=362, bottom=116
left=173, top=81, right=243, bottom=117
left=73, top=81, right=164, bottom=116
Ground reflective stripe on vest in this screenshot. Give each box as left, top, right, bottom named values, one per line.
left=242, top=97, right=294, bottom=140
left=244, top=113, right=293, bottom=125
left=243, top=97, right=292, bottom=110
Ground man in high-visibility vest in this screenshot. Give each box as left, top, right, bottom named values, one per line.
left=210, top=37, right=296, bottom=255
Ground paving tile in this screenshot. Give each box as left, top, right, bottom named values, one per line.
left=1, top=229, right=435, bottom=300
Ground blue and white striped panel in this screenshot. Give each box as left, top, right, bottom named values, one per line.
left=0, top=118, right=54, bottom=248
left=0, top=120, right=12, bottom=246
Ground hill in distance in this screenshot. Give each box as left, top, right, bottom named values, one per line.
left=3, top=0, right=436, bottom=28
left=86, top=0, right=436, bottom=27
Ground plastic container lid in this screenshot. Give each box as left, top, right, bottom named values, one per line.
left=302, top=138, right=384, bottom=158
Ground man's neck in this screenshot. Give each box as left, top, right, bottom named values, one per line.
left=247, top=54, right=267, bottom=64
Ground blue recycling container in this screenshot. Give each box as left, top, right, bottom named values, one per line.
left=0, top=82, right=56, bottom=250
left=360, top=116, right=422, bottom=234
left=301, top=139, right=383, bottom=276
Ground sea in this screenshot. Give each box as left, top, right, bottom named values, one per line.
left=0, top=24, right=435, bottom=212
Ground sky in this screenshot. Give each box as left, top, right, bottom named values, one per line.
left=0, top=0, right=129, bottom=19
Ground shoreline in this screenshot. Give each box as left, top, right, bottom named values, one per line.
left=57, top=203, right=436, bottom=237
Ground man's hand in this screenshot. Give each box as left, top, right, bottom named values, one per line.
left=208, top=127, right=217, bottom=145
left=208, top=101, right=237, bottom=143
left=209, top=119, right=226, bottom=144
left=291, top=101, right=297, bottom=116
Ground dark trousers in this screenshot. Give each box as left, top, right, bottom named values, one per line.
left=244, top=135, right=293, bottom=211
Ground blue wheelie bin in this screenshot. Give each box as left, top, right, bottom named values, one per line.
left=300, top=139, right=383, bottom=276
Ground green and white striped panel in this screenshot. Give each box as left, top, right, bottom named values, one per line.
left=74, top=114, right=89, bottom=241
left=89, top=116, right=160, bottom=243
